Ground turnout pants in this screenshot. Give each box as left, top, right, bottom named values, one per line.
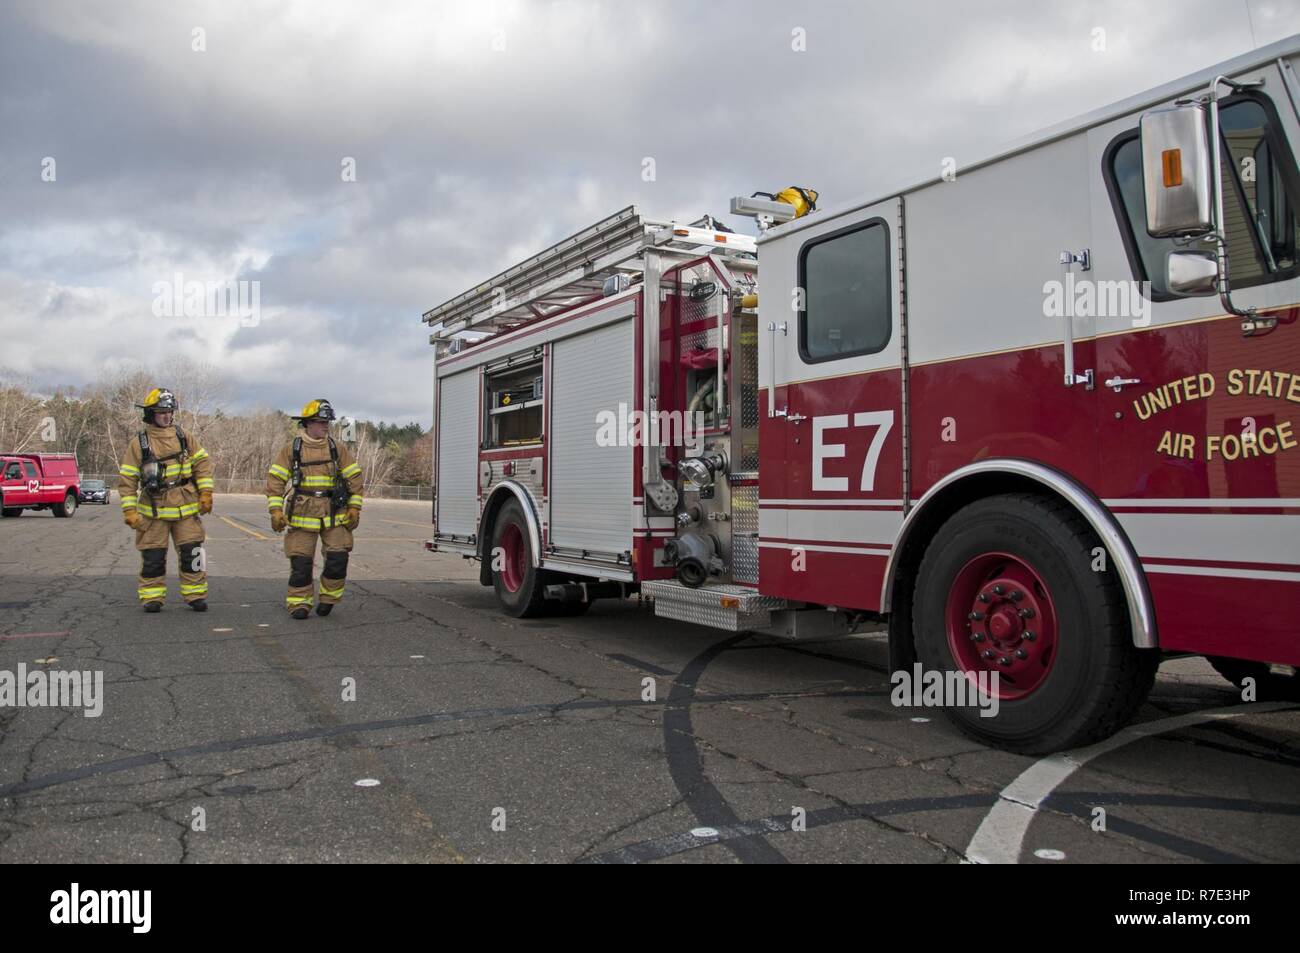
left=284, top=525, right=353, bottom=612
left=135, top=516, right=207, bottom=604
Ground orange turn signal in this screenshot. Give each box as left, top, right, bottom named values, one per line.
left=1161, top=148, right=1183, bottom=188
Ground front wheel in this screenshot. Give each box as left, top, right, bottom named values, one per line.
left=912, top=493, right=1157, bottom=755
left=1, top=507, right=22, bottom=518
left=53, top=493, right=77, bottom=518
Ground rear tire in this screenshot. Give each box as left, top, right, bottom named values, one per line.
left=912, top=493, right=1158, bottom=755
left=490, top=499, right=549, bottom=618
left=1207, top=656, right=1300, bottom=701
left=1, top=507, right=22, bottom=518
left=53, top=493, right=77, bottom=518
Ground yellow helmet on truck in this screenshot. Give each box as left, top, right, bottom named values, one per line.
left=752, top=187, right=819, bottom=219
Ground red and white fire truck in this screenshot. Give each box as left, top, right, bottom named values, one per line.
left=0, top=453, right=82, bottom=518
left=424, top=38, right=1300, bottom=753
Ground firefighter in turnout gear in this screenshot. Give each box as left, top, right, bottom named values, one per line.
left=265, top=400, right=364, bottom=619
left=117, top=388, right=215, bottom=612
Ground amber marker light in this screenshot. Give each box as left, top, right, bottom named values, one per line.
left=1161, top=148, right=1183, bottom=187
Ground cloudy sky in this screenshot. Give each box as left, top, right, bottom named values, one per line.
left=2, top=0, right=1298, bottom=426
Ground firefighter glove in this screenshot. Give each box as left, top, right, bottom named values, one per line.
left=199, top=490, right=214, bottom=514
left=124, top=510, right=144, bottom=530
left=271, top=511, right=287, bottom=533
left=346, top=507, right=361, bottom=530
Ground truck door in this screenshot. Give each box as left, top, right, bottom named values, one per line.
left=1, top=460, right=20, bottom=507
left=758, top=198, right=905, bottom=610
left=23, top=460, right=41, bottom=501
left=1089, top=64, right=1300, bottom=664
left=2, top=460, right=33, bottom=507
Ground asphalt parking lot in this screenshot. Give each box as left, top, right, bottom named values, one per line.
left=1, top=494, right=1297, bottom=863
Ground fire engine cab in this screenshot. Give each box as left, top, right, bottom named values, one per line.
left=0, top=453, right=82, bottom=518
left=424, top=38, right=1300, bottom=753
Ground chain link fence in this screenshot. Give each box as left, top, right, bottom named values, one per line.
left=83, top=474, right=433, bottom=501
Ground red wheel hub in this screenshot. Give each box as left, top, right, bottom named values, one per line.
left=499, top=523, right=527, bottom=593
left=945, top=551, right=1058, bottom=700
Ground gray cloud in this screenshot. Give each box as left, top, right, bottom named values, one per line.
left=2, top=0, right=1297, bottom=424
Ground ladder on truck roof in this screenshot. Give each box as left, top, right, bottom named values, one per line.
left=423, top=206, right=756, bottom=344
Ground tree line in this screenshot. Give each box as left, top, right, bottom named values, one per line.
left=0, top=360, right=432, bottom=487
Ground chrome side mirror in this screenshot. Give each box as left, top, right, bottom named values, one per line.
left=1166, top=251, right=1218, bottom=296
left=1140, top=104, right=1213, bottom=237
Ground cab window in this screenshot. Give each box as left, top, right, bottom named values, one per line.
left=22, top=462, right=38, bottom=479
left=798, top=219, right=892, bottom=363
left=3, top=463, right=20, bottom=480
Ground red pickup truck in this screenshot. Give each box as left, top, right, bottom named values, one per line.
left=0, top=453, right=82, bottom=517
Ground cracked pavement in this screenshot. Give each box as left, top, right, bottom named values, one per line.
left=1, top=495, right=1297, bottom=863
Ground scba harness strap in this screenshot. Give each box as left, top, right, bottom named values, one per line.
left=286, top=437, right=351, bottom=521
left=138, top=426, right=192, bottom=495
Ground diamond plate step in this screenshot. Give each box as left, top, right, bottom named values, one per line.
left=641, top=580, right=787, bottom=632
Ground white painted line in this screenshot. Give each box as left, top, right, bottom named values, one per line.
left=1034, top=848, right=1066, bottom=861
left=354, top=778, right=381, bottom=787
left=965, top=702, right=1296, bottom=864
left=690, top=827, right=719, bottom=839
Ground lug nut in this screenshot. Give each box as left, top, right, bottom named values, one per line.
left=1019, top=607, right=1035, bottom=619
left=1009, top=589, right=1023, bottom=602
left=970, top=633, right=985, bottom=642
left=982, top=650, right=995, bottom=660
left=997, top=656, right=1011, bottom=666
left=968, top=611, right=985, bottom=621
left=978, top=592, right=991, bottom=604
left=1015, top=649, right=1028, bottom=660
left=1022, top=630, right=1036, bottom=642
left=992, top=585, right=1005, bottom=595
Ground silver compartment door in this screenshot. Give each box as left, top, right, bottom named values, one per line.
left=436, top=369, right=480, bottom=535
left=550, top=321, right=633, bottom=555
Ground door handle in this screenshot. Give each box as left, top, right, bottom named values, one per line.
left=774, top=408, right=807, bottom=423
left=766, top=322, right=787, bottom=419
left=1059, top=248, right=1094, bottom=390
left=1104, top=376, right=1141, bottom=393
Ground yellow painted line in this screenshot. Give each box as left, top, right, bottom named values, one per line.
left=219, top=515, right=269, bottom=540
left=381, top=519, right=434, bottom=528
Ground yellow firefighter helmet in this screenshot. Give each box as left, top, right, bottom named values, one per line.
left=772, top=186, right=818, bottom=219
left=137, top=387, right=177, bottom=421
left=294, top=399, right=337, bottom=423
